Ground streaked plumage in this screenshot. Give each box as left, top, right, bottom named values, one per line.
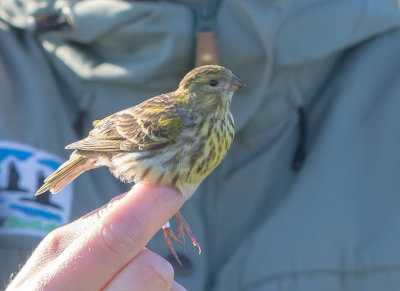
left=35, top=65, right=246, bottom=263
left=36, top=65, right=245, bottom=198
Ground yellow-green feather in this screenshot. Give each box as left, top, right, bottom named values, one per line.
left=158, top=117, right=184, bottom=140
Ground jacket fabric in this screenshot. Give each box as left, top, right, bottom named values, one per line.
left=1, top=1, right=400, bottom=290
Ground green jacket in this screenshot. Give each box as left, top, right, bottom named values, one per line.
left=1, top=1, right=400, bottom=290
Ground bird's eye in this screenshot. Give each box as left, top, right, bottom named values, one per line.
left=208, top=79, right=218, bottom=87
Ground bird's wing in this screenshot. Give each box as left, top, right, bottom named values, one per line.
left=66, top=94, right=185, bottom=152
left=116, top=112, right=184, bottom=151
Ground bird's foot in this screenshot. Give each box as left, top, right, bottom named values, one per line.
left=176, top=211, right=202, bottom=254
left=162, top=221, right=184, bottom=266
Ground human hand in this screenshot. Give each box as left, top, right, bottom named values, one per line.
left=7, top=183, right=186, bottom=291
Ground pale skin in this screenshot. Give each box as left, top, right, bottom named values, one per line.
left=7, top=183, right=186, bottom=291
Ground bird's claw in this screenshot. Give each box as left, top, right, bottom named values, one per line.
left=162, top=212, right=202, bottom=266
left=163, top=224, right=184, bottom=266
left=176, top=212, right=202, bottom=254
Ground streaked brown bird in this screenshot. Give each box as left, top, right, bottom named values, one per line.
left=35, top=65, right=246, bottom=264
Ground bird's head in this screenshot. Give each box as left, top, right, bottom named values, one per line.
left=177, top=65, right=246, bottom=113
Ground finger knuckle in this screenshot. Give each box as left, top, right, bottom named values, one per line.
left=39, top=226, right=67, bottom=255
left=101, top=216, right=145, bottom=256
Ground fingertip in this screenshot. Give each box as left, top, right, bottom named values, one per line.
left=129, top=182, right=185, bottom=207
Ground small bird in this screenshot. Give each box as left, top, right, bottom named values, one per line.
left=35, top=65, right=246, bottom=264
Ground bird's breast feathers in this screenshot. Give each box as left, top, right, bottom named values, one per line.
left=106, top=112, right=234, bottom=198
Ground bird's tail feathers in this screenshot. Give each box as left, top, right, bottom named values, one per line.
left=35, top=155, right=95, bottom=195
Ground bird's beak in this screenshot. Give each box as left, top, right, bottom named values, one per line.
left=229, top=75, right=247, bottom=91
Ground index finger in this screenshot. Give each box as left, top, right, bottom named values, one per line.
left=37, top=183, right=184, bottom=290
